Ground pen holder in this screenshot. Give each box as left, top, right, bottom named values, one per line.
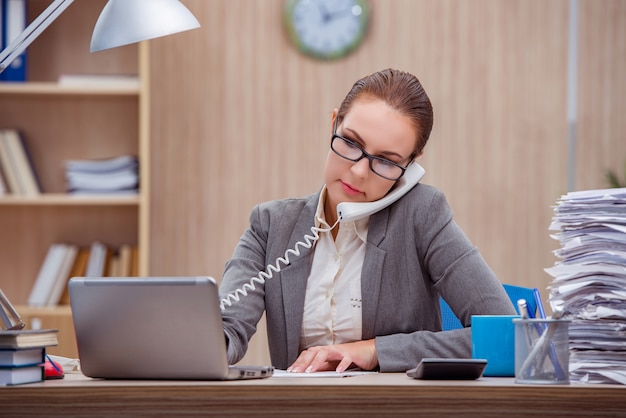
left=513, top=318, right=570, bottom=385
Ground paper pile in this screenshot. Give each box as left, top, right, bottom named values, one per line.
left=64, top=155, right=139, bottom=194
left=545, top=187, right=626, bottom=385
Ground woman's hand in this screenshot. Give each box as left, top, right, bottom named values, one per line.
left=286, top=339, right=378, bottom=373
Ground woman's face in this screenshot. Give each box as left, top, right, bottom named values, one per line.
left=324, top=98, right=418, bottom=223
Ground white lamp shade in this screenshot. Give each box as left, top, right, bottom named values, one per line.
left=90, top=0, right=200, bottom=52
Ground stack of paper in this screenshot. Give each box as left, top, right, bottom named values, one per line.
left=545, top=187, right=626, bottom=385
left=63, top=155, right=139, bottom=194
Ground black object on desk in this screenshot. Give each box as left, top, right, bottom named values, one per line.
left=406, top=358, right=487, bottom=380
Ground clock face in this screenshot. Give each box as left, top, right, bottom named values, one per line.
left=284, top=0, right=370, bottom=60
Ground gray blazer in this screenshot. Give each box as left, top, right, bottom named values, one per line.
left=219, top=183, right=516, bottom=372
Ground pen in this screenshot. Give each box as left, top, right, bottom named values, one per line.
left=533, top=288, right=547, bottom=321
left=517, top=299, right=530, bottom=319
left=524, top=293, right=567, bottom=381
left=517, top=299, right=535, bottom=349
left=46, top=354, right=62, bottom=373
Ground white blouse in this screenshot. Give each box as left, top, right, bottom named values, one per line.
left=300, top=186, right=368, bottom=350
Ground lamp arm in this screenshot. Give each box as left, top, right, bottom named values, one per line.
left=0, top=0, right=75, bottom=73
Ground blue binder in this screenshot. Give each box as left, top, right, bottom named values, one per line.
left=0, top=0, right=27, bottom=82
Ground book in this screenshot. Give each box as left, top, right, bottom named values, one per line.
left=28, top=244, right=67, bottom=306
left=0, top=365, right=44, bottom=386
left=0, top=0, right=3, bottom=57
left=0, top=0, right=27, bottom=82
left=59, top=247, right=90, bottom=305
left=0, top=347, right=45, bottom=367
left=46, top=244, right=78, bottom=306
left=0, top=129, right=40, bottom=195
left=118, top=244, right=133, bottom=277
left=0, top=129, right=21, bottom=193
left=2, top=129, right=41, bottom=195
left=85, top=241, right=112, bottom=277
left=0, top=160, right=7, bottom=195
left=130, top=245, right=139, bottom=276
left=0, top=329, right=58, bottom=349
left=107, top=251, right=121, bottom=277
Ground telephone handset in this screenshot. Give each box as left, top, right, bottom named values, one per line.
left=220, top=161, right=426, bottom=310
left=336, top=162, right=425, bottom=222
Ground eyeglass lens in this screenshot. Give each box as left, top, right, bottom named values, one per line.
left=331, top=136, right=404, bottom=180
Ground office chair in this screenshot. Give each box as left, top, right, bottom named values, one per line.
left=440, top=284, right=539, bottom=331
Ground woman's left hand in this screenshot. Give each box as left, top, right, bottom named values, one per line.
left=286, top=339, right=378, bottom=373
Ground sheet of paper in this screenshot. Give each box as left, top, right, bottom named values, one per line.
left=272, top=369, right=378, bottom=378
left=546, top=187, right=626, bottom=385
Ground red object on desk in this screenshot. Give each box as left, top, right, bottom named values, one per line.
left=44, top=357, right=64, bottom=379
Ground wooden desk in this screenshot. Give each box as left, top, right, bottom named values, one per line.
left=2, top=372, right=625, bottom=417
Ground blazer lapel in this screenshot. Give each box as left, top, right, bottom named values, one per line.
left=361, top=209, right=389, bottom=339
left=279, top=194, right=319, bottom=364
left=280, top=256, right=311, bottom=364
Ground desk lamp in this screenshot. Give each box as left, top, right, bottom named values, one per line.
left=0, top=0, right=200, bottom=73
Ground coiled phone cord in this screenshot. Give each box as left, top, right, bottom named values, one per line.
left=220, top=219, right=340, bottom=310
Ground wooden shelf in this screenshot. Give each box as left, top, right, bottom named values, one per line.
left=0, top=82, right=139, bottom=96
left=0, top=194, right=139, bottom=206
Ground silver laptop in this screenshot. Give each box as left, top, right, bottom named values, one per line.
left=68, top=276, right=273, bottom=380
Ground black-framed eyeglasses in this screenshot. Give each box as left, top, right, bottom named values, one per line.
left=330, top=120, right=414, bottom=181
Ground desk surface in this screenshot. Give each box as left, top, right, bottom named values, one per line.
left=3, top=372, right=626, bottom=417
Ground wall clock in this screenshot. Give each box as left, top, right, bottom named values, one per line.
left=284, top=0, right=370, bottom=60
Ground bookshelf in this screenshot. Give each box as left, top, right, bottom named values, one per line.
left=0, top=0, right=149, bottom=358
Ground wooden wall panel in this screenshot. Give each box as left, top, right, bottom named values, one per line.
left=576, top=0, right=626, bottom=190
left=147, top=0, right=625, bottom=365
left=148, top=0, right=575, bottom=292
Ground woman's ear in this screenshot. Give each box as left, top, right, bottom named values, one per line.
left=330, top=109, right=338, bottom=134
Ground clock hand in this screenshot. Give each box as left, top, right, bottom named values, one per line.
left=325, top=6, right=357, bottom=22
left=316, top=2, right=331, bottom=23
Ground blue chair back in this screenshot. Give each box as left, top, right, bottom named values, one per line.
left=440, top=284, right=539, bottom=331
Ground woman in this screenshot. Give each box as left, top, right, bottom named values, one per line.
left=219, top=68, right=516, bottom=373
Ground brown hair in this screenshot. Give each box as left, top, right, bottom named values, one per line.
left=337, top=68, right=434, bottom=155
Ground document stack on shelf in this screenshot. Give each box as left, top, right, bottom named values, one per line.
left=63, top=155, right=139, bottom=195
left=545, top=187, right=626, bottom=385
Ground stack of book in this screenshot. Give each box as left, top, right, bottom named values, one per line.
left=64, top=155, right=139, bottom=195
left=0, top=129, right=41, bottom=197
left=546, top=187, right=626, bottom=385
left=0, top=329, right=58, bottom=386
